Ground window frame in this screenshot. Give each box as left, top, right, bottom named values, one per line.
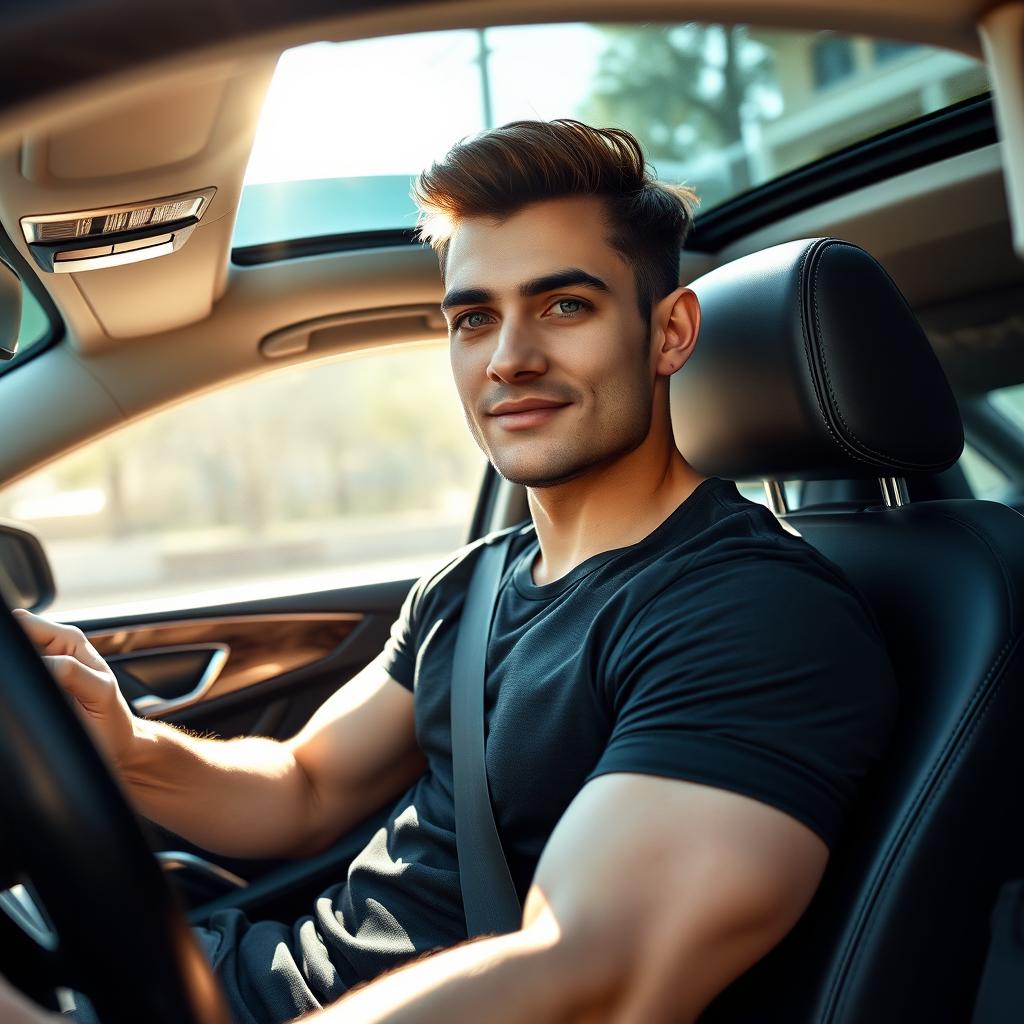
left=0, top=220, right=64, bottom=377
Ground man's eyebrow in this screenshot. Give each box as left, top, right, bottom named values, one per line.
left=441, top=287, right=494, bottom=312
left=440, top=268, right=610, bottom=313
left=520, top=268, right=610, bottom=298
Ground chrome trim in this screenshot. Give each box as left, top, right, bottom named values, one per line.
left=879, top=476, right=910, bottom=507
left=125, top=642, right=230, bottom=717
left=20, top=188, right=215, bottom=243
left=762, top=479, right=790, bottom=516
left=157, top=851, right=248, bottom=890
left=0, top=882, right=57, bottom=951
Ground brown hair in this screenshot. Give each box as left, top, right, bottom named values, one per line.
left=413, top=118, right=700, bottom=323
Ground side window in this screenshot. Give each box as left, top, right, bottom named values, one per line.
left=734, top=479, right=802, bottom=509
left=812, top=34, right=856, bottom=89
left=989, top=383, right=1024, bottom=434
left=735, top=480, right=769, bottom=506
left=16, top=285, right=50, bottom=355
left=0, top=275, right=56, bottom=371
left=0, top=343, right=485, bottom=618
left=959, top=443, right=1009, bottom=500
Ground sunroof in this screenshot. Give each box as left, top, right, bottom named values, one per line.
left=232, top=24, right=989, bottom=251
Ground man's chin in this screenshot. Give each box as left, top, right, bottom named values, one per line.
left=490, top=454, right=601, bottom=490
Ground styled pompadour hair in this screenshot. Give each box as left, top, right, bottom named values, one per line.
left=412, top=118, right=699, bottom=322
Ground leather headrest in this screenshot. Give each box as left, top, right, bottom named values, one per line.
left=671, top=237, right=964, bottom=481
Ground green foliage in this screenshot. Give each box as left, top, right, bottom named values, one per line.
left=580, top=24, right=775, bottom=192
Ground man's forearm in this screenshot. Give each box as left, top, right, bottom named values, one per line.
left=118, top=717, right=320, bottom=859
left=308, top=920, right=620, bottom=1024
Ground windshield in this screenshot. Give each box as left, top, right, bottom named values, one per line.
left=232, top=23, right=989, bottom=250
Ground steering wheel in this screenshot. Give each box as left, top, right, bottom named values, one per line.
left=0, top=602, right=231, bottom=1024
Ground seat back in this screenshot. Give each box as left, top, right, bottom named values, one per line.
left=703, top=498, right=1024, bottom=1022
left=671, top=238, right=1024, bottom=1022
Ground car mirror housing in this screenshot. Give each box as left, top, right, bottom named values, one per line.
left=0, top=519, right=56, bottom=612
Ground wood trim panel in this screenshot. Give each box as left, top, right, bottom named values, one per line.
left=88, top=613, right=362, bottom=714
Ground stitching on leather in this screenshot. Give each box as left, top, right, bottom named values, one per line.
left=830, top=635, right=1018, bottom=1020
left=796, top=244, right=877, bottom=470
left=809, top=240, right=934, bottom=472
left=825, top=631, right=1018, bottom=1021
left=825, top=631, right=1014, bottom=1017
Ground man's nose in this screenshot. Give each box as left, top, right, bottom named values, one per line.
left=486, top=318, right=547, bottom=384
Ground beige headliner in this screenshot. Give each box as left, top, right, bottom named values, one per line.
left=0, top=0, right=1020, bottom=487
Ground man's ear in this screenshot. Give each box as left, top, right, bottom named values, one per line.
left=653, top=287, right=700, bottom=378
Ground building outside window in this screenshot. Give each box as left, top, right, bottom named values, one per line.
left=812, top=35, right=856, bottom=89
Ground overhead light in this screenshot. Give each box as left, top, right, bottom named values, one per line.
left=20, top=187, right=216, bottom=274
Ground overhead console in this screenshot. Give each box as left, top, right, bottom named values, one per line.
left=21, top=186, right=216, bottom=274
left=0, top=58, right=276, bottom=345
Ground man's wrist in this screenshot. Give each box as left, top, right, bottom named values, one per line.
left=117, top=714, right=165, bottom=786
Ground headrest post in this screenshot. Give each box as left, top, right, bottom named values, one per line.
left=762, top=479, right=789, bottom=516
left=879, top=477, right=910, bottom=508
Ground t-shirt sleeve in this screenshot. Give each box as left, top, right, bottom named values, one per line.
left=376, top=568, right=434, bottom=692
left=587, top=551, right=899, bottom=848
left=375, top=540, right=486, bottom=691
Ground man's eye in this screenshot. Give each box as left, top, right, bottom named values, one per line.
left=455, top=311, right=492, bottom=330
left=552, top=299, right=588, bottom=317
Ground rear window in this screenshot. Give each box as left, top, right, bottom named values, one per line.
left=232, top=23, right=988, bottom=249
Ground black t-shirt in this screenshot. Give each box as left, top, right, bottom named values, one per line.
left=206, top=476, right=899, bottom=1023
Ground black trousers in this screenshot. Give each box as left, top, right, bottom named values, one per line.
left=62, top=911, right=345, bottom=1024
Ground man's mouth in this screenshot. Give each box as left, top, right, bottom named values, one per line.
left=487, top=398, right=571, bottom=431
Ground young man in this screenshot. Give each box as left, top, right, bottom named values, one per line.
left=2, top=119, right=897, bottom=1024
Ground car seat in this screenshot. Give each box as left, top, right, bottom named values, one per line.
left=673, top=238, right=1024, bottom=1023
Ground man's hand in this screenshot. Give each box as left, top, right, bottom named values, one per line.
left=12, top=608, right=137, bottom=770
left=0, top=973, right=59, bottom=1024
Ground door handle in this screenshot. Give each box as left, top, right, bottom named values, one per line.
left=108, top=643, right=230, bottom=717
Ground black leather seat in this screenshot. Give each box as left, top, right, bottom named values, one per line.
left=671, top=237, right=1024, bottom=1023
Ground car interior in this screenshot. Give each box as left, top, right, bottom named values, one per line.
left=1, top=1, right=1023, bottom=1022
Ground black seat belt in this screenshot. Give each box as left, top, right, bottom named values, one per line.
left=450, top=531, right=523, bottom=937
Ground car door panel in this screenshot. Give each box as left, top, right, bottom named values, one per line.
left=76, top=578, right=410, bottom=737
left=95, top=613, right=363, bottom=719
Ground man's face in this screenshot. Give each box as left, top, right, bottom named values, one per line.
left=442, top=195, right=656, bottom=488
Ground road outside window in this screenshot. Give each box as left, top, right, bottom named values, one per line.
left=0, top=343, right=485, bottom=619
left=959, top=444, right=1009, bottom=500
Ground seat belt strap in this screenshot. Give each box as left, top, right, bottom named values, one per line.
left=450, top=531, right=522, bottom=937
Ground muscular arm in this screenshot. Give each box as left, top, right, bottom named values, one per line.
left=121, top=657, right=427, bottom=859
left=14, top=601, right=427, bottom=861
left=2, top=780, right=821, bottom=1024
left=311, top=773, right=828, bottom=1023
